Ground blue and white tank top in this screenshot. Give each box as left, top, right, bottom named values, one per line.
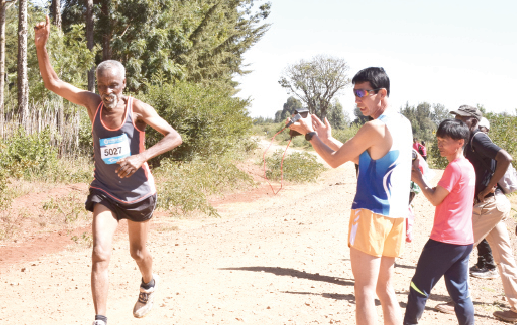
left=90, top=96, right=156, bottom=203
left=351, top=110, right=412, bottom=219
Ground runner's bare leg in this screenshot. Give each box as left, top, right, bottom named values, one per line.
left=350, top=247, right=380, bottom=325
left=376, top=256, right=402, bottom=325
left=91, top=204, right=119, bottom=316
left=128, top=219, right=153, bottom=283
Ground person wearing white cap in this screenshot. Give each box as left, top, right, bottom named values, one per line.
left=478, top=117, right=490, bottom=134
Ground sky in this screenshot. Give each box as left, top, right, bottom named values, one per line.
left=235, top=0, right=517, bottom=119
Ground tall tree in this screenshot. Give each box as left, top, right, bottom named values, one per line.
left=278, top=54, right=350, bottom=120
left=327, top=99, right=347, bottom=130
left=86, top=0, right=94, bottom=92
left=430, top=103, right=449, bottom=126
left=51, top=0, right=61, bottom=29
left=17, top=0, right=28, bottom=118
left=0, top=0, right=16, bottom=127
left=274, top=96, right=302, bottom=122
left=61, top=0, right=271, bottom=93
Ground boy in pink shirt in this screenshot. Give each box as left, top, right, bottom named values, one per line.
left=404, top=119, right=475, bottom=325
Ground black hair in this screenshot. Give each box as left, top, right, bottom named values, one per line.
left=436, top=119, right=469, bottom=146
left=352, top=67, right=390, bottom=97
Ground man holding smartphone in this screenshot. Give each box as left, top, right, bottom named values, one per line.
left=289, top=67, right=412, bottom=325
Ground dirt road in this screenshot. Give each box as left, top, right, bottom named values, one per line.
left=0, top=160, right=514, bottom=324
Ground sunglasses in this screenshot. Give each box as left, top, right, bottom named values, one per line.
left=353, top=88, right=381, bottom=98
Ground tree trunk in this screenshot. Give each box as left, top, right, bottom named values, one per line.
left=86, top=0, right=95, bottom=92
left=51, top=0, right=64, bottom=151
left=17, top=0, right=28, bottom=120
left=1, top=0, right=7, bottom=136
left=51, top=0, right=61, bottom=29
left=101, top=0, right=111, bottom=61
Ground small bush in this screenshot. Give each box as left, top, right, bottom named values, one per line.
left=332, top=123, right=361, bottom=144
left=154, top=157, right=254, bottom=216
left=0, top=128, right=59, bottom=180
left=0, top=128, right=93, bottom=184
left=485, top=111, right=517, bottom=159
left=0, top=168, right=12, bottom=211
left=265, top=150, right=326, bottom=182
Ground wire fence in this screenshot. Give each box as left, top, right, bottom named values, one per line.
left=0, top=100, right=85, bottom=157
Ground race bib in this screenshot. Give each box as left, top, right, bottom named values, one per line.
left=100, top=134, right=131, bottom=164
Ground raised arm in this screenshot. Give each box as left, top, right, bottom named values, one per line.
left=289, top=116, right=387, bottom=168
left=115, top=100, right=182, bottom=178
left=34, top=15, right=100, bottom=119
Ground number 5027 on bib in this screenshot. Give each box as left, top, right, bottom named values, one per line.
left=100, top=134, right=131, bottom=164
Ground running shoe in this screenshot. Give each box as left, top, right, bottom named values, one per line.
left=469, top=264, right=484, bottom=273
left=434, top=301, right=455, bottom=315
left=133, top=274, right=160, bottom=318
left=92, top=321, right=106, bottom=325
left=470, top=267, right=499, bottom=279
left=494, top=309, right=517, bottom=322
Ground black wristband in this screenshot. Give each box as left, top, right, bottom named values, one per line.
left=305, top=132, right=316, bottom=141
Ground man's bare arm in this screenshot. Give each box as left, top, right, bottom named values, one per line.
left=477, top=149, right=513, bottom=202
left=290, top=117, right=386, bottom=168
left=115, top=100, right=182, bottom=178
left=34, top=15, right=99, bottom=119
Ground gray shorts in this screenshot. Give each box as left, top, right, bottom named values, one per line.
left=85, top=188, right=157, bottom=222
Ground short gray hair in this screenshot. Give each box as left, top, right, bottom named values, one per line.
left=96, top=60, right=126, bottom=79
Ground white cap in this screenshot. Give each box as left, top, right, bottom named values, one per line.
left=479, top=117, right=490, bottom=130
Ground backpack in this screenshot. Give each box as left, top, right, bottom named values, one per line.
left=470, top=132, right=517, bottom=194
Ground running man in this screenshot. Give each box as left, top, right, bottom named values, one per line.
left=289, top=67, right=412, bottom=325
left=34, top=16, right=182, bottom=325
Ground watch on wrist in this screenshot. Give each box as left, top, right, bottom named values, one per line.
left=305, top=132, right=316, bottom=141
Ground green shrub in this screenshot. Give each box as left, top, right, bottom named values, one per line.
left=265, top=150, right=326, bottom=182
left=0, top=128, right=59, bottom=180
left=0, top=128, right=93, bottom=183
left=143, top=80, right=253, bottom=164
left=154, top=157, right=254, bottom=216
left=0, top=168, right=11, bottom=211
left=485, top=111, right=517, bottom=160
left=332, top=123, right=361, bottom=144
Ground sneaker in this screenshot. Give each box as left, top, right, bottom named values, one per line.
left=469, top=264, right=484, bottom=273
left=470, top=267, right=499, bottom=279
left=494, top=309, right=517, bottom=322
left=133, top=274, right=160, bottom=318
left=92, top=321, right=106, bottom=325
left=434, top=301, right=455, bottom=315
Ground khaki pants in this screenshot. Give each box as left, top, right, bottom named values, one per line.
left=472, top=194, right=516, bottom=311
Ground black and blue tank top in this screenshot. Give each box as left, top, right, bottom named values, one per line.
left=90, top=96, right=156, bottom=203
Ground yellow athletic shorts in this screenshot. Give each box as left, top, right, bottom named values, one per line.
left=348, top=208, right=405, bottom=258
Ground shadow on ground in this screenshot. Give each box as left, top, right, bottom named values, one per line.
left=220, top=266, right=354, bottom=286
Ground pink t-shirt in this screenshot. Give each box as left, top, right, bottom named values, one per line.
left=430, top=158, right=475, bottom=245
left=420, top=145, right=427, bottom=156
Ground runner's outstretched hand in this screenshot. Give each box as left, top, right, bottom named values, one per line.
left=34, top=15, right=50, bottom=48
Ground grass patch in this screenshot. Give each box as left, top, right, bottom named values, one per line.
left=154, top=156, right=255, bottom=217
